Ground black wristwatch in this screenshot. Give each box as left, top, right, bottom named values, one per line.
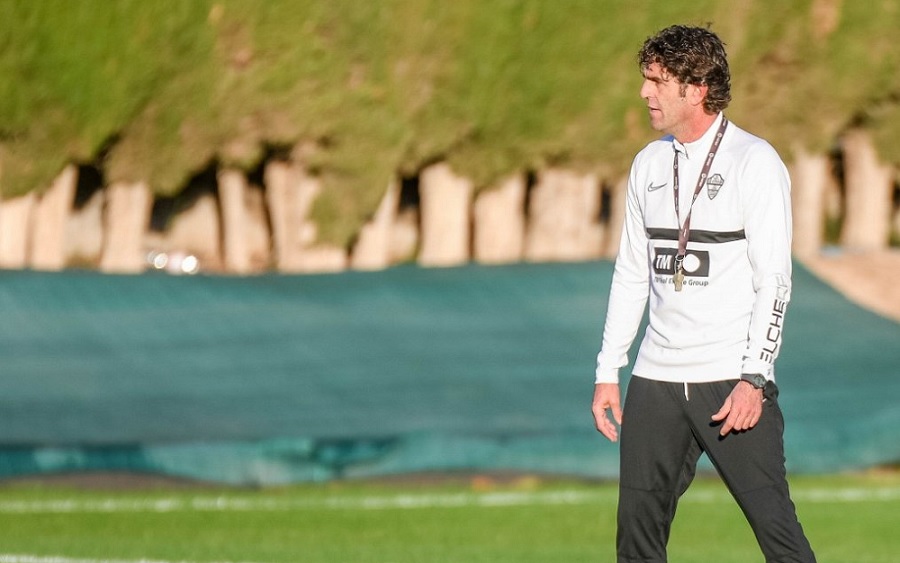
left=740, top=373, right=767, bottom=390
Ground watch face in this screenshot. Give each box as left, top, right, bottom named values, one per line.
left=744, top=374, right=766, bottom=389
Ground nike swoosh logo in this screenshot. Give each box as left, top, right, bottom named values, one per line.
left=647, top=182, right=667, bottom=192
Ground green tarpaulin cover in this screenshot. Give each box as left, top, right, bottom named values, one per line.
left=0, top=261, right=897, bottom=485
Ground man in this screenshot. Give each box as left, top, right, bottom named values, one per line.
left=591, top=25, right=816, bottom=563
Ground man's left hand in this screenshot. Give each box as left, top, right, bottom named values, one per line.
left=711, top=381, right=763, bottom=436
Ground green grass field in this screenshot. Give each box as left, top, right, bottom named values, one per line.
left=0, top=471, right=897, bottom=562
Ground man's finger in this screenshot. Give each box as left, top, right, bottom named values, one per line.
left=592, top=384, right=621, bottom=442
left=719, top=415, right=736, bottom=435
left=745, top=408, right=762, bottom=430
left=599, top=422, right=618, bottom=442
left=593, top=409, right=618, bottom=442
left=750, top=412, right=761, bottom=428
left=734, top=414, right=751, bottom=432
left=710, top=398, right=731, bottom=422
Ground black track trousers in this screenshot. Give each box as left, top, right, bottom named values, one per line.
left=616, top=375, right=816, bottom=563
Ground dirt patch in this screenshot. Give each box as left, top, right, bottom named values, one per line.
left=799, top=248, right=900, bottom=322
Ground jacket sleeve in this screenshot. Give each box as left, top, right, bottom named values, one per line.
left=594, top=163, right=650, bottom=384
left=740, top=143, right=793, bottom=380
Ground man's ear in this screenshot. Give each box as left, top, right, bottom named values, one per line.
left=687, top=84, right=709, bottom=108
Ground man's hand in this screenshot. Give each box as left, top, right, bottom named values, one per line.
left=711, top=381, right=764, bottom=436
left=592, top=383, right=622, bottom=442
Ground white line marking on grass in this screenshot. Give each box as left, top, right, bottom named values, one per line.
left=0, top=491, right=610, bottom=513
left=0, top=491, right=612, bottom=514
left=0, top=556, right=258, bottom=563
left=0, top=486, right=896, bottom=515
left=682, top=486, right=900, bottom=504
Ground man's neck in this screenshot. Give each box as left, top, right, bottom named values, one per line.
left=674, top=111, right=719, bottom=144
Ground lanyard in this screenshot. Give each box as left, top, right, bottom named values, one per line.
left=672, top=116, right=728, bottom=290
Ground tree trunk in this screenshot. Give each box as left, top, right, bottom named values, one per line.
left=790, top=147, right=831, bottom=258
left=65, top=188, right=105, bottom=268
left=389, top=207, right=419, bottom=265
left=264, top=160, right=295, bottom=270
left=602, top=176, right=628, bottom=259
left=351, top=179, right=400, bottom=270
left=0, top=193, right=36, bottom=269
left=418, top=163, right=472, bottom=267
left=163, top=192, right=223, bottom=272
left=473, top=173, right=525, bottom=264
left=525, top=169, right=603, bottom=262
left=100, top=180, right=153, bottom=273
left=264, top=160, right=346, bottom=273
left=218, top=168, right=252, bottom=274
left=243, top=181, right=272, bottom=271
left=30, top=164, right=77, bottom=271
left=841, top=129, right=894, bottom=250
left=893, top=204, right=900, bottom=243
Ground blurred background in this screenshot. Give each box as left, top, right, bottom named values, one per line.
left=0, top=0, right=897, bottom=486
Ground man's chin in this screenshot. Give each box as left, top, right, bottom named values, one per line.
left=647, top=119, right=665, bottom=133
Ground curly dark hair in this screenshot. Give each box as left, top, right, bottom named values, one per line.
left=638, top=25, right=731, bottom=113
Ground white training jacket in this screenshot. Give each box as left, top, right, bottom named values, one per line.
left=595, top=113, right=792, bottom=385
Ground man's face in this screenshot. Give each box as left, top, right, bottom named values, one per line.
left=639, top=62, right=691, bottom=136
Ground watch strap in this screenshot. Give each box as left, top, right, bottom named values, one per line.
left=740, top=373, right=767, bottom=389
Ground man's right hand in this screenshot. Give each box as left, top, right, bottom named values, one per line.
left=592, top=383, right=622, bottom=442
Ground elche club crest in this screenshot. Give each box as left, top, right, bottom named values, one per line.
left=706, top=173, right=725, bottom=199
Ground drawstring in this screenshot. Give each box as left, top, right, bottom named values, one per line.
left=683, top=382, right=690, bottom=401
